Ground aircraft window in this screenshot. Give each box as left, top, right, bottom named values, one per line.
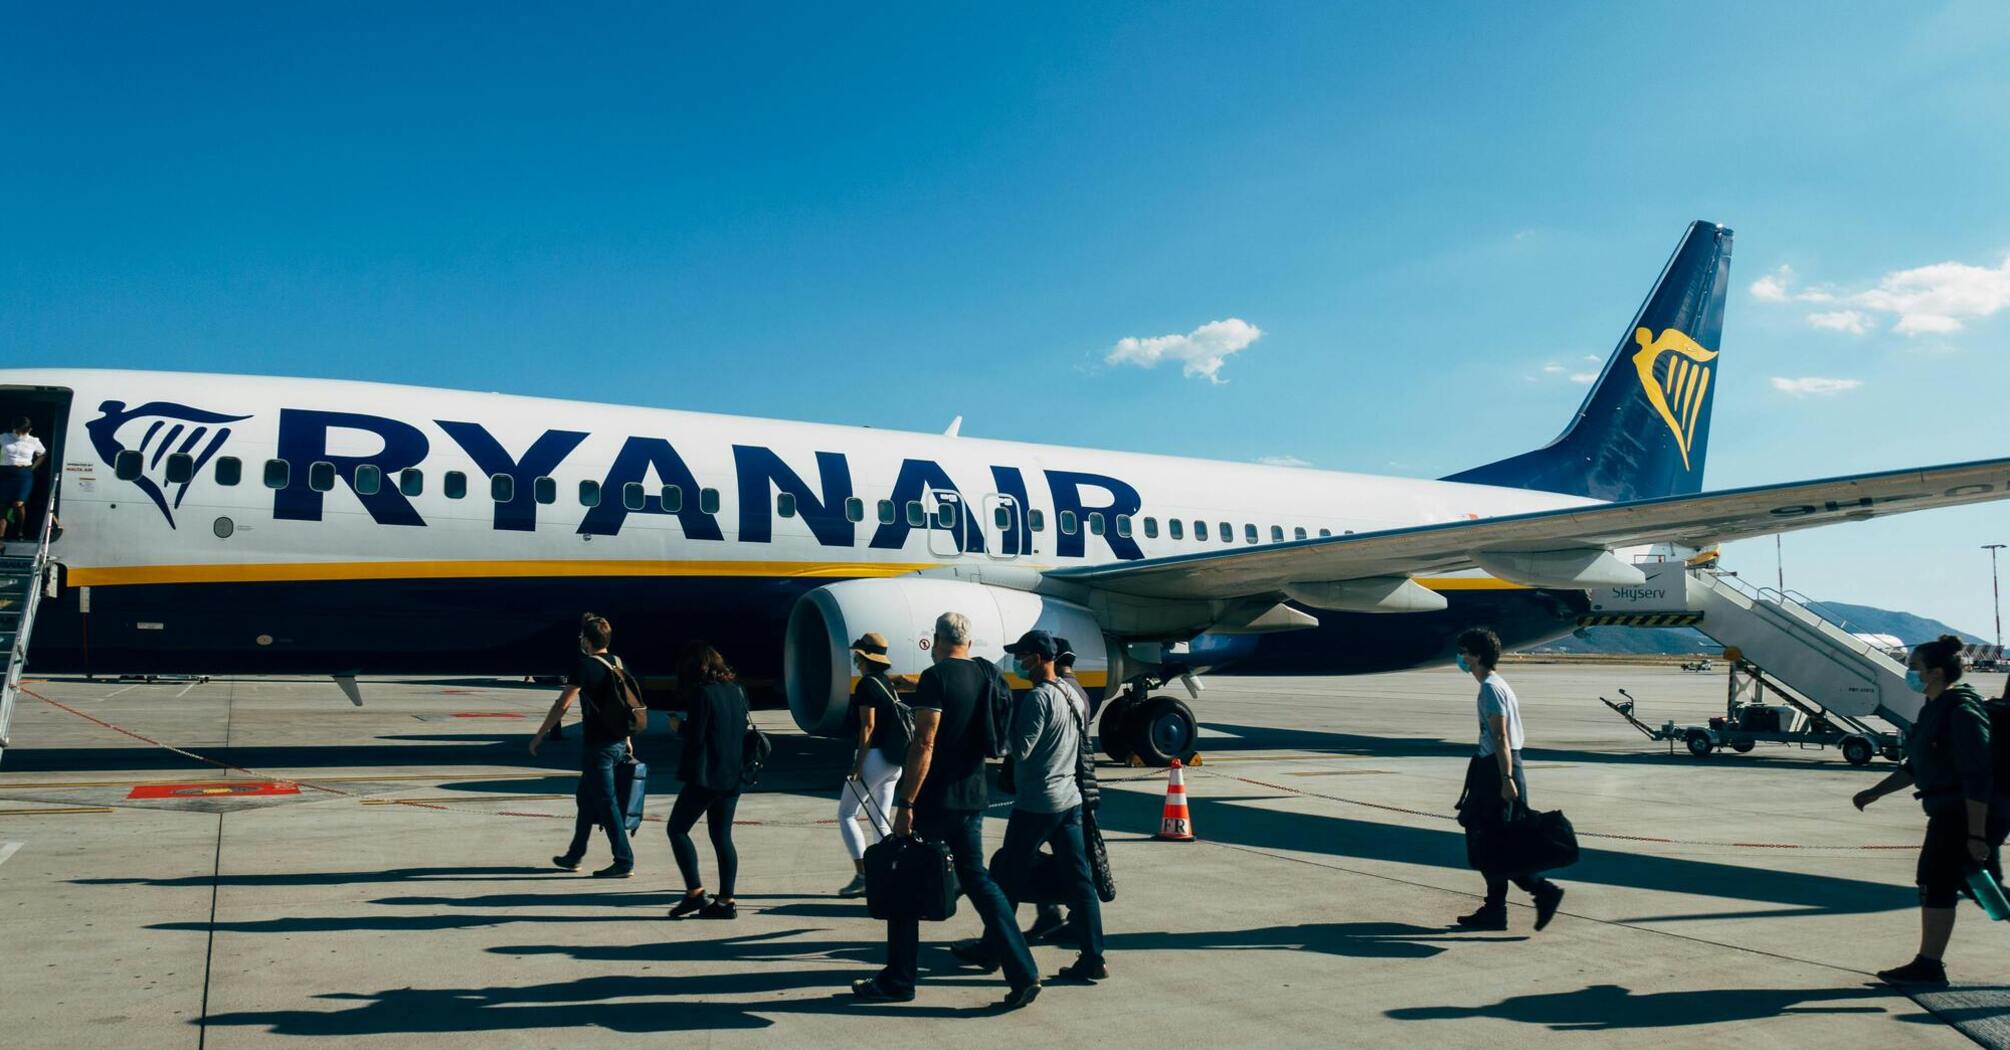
left=399, top=469, right=423, bottom=497
left=935, top=502, right=957, bottom=528
left=1194, top=520, right=1208, bottom=541
left=877, top=499, right=896, bottom=525
left=1088, top=512, right=1105, bottom=536
left=1029, top=509, right=1045, bottom=532
left=1244, top=523, right=1258, bottom=544
left=700, top=487, right=720, bottom=514
left=490, top=474, right=514, bottom=503
left=164, top=453, right=195, bottom=484
left=994, top=506, right=1011, bottom=529
left=621, top=483, right=645, bottom=511
left=906, top=501, right=925, bottom=527
left=1169, top=518, right=1184, bottom=540
left=777, top=492, right=797, bottom=518
left=661, top=485, right=682, bottom=512
left=114, top=450, right=143, bottom=481
left=1294, top=527, right=1307, bottom=540
left=1142, top=516, right=1158, bottom=539
left=533, top=477, right=557, bottom=504
left=443, top=471, right=467, bottom=499
left=1270, top=525, right=1284, bottom=543
left=309, top=461, right=337, bottom=492
left=1345, top=529, right=1355, bottom=535
left=353, top=464, right=382, bottom=496
left=1116, top=515, right=1134, bottom=538
left=1060, top=510, right=1078, bottom=535
left=1219, top=522, right=1232, bottom=543
left=262, top=458, right=289, bottom=489
left=1319, top=528, right=1332, bottom=538
left=215, top=456, right=242, bottom=486
left=845, top=497, right=865, bottom=523
left=579, top=480, right=601, bottom=507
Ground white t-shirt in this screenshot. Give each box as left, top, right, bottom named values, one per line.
left=1475, top=672, right=1525, bottom=756
left=1, top=434, right=44, bottom=468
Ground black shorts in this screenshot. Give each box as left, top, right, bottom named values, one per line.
left=1916, top=811, right=2009, bottom=908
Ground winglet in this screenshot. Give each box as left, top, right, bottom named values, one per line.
left=944, top=416, right=962, bottom=438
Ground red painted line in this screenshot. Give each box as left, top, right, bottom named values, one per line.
left=451, top=712, right=526, bottom=719
left=129, top=781, right=300, bottom=800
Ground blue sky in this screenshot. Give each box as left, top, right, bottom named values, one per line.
left=5, top=3, right=2010, bottom=635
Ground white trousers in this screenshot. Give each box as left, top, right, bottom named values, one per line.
left=838, top=747, right=902, bottom=861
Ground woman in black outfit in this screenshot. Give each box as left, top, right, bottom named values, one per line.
left=666, top=643, right=750, bottom=920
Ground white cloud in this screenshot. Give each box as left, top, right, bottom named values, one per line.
left=1105, top=318, right=1263, bottom=384
left=1583, top=354, right=1602, bottom=363
left=1750, top=265, right=1793, bottom=303
left=1568, top=372, right=1598, bottom=384
left=1805, top=310, right=1871, bottom=334
left=1542, top=363, right=1565, bottom=374
left=1770, top=376, right=1863, bottom=397
left=1257, top=455, right=1312, bottom=468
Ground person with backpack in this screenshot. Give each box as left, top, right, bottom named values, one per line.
left=665, top=642, right=751, bottom=920
left=835, top=632, right=906, bottom=898
left=531, top=612, right=641, bottom=879
left=1022, top=637, right=1100, bottom=945
left=1851, top=635, right=2005, bottom=987
left=851, top=611, right=1041, bottom=1009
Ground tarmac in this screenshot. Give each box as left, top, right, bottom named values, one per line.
left=2, top=663, right=2007, bottom=1048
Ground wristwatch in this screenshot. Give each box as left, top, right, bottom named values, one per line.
left=893, top=800, right=912, bottom=811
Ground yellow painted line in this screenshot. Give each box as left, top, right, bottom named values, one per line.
left=361, top=795, right=570, bottom=806
left=0, top=806, right=115, bottom=816
left=65, top=559, right=939, bottom=588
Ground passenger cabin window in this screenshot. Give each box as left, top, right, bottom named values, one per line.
left=777, top=492, right=797, bottom=519
left=1029, top=509, right=1045, bottom=532
left=398, top=469, right=423, bottom=497
left=309, top=461, right=337, bottom=493
left=262, top=459, right=289, bottom=489
left=1194, top=520, right=1208, bottom=541
left=934, top=502, right=956, bottom=528
left=353, top=464, right=382, bottom=496
left=1142, top=516, right=1158, bottom=539
left=994, top=506, right=1011, bottom=529
left=1115, top=515, right=1133, bottom=538
left=877, top=499, right=896, bottom=525
left=845, top=497, right=865, bottom=523
left=1219, top=521, right=1232, bottom=543
left=443, top=471, right=467, bottom=499
left=578, top=480, right=601, bottom=507
left=1244, top=523, right=1258, bottom=544
left=112, top=450, right=143, bottom=480
left=1270, top=525, right=1284, bottom=543
left=906, top=501, right=925, bottom=527
left=533, top=477, right=556, bottom=505
left=661, top=485, right=683, bottom=512
left=215, top=456, right=242, bottom=486
left=1169, top=518, right=1184, bottom=540
left=699, top=488, right=720, bottom=514
left=622, top=482, right=645, bottom=511
left=490, top=474, right=514, bottom=503
left=165, top=453, right=195, bottom=485
left=1087, top=512, right=1104, bottom=536
left=1294, top=527, right=1308, bottom=540
left=1318, top=528, right=1332, bottom=538
left=1060, top=510, right=1079, bottom=535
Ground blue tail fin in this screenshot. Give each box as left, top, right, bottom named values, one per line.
left=1443, top=221, right=1733, bottom=502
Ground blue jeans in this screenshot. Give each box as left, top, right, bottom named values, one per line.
left=986, top=805, right=1104, bottom=965
left=565, top=741, right=634, bottom=866
left=881, top=808, right=1037, bottom=994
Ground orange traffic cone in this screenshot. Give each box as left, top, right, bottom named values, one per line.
left=1155, top=758, right=1195, bottom=842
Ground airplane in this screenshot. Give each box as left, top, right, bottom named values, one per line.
left=5, top=220, right=2008, bottom=766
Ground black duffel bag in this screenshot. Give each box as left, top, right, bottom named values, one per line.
left=1469, top=805, right=1580, bottom=874
left=864, top=834, right=960, bottom=922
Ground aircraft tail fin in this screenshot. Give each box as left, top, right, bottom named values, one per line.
left=1443, top=221, right=1733, bottom=502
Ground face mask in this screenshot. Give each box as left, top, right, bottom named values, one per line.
left=1905, top=670, right=1926, bottom=693
left=1456, top=654, right=1471, bottom=674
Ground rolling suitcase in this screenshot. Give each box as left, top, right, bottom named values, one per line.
left=613, top=759, right=648, bottom=835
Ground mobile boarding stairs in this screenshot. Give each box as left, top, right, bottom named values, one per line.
left=1584, top=562, right=1920, bottom=766
left=0, top=499, right=57, bottom=767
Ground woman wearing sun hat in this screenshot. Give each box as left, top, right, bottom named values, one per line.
left=835, top=632, right=907, bottom=897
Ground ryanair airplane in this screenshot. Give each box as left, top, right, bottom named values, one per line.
left=6, top=222, right=2007, bottom=763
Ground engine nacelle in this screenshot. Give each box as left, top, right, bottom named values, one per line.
left=785, top=578, right=1108, bottom=736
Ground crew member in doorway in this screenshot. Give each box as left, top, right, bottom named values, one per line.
left=1, top=417, right=45, bottom=542
left=1852, top=635, right=2004, bottom=987
left=1452, top=627, right=1565, bottom=932
left=531, top=613, right=637, bottom=879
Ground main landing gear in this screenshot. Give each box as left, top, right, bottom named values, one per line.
left=1098, top=682, right=1199, bottom=768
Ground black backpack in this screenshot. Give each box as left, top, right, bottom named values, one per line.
left=865, top=675, right=915, bottom=756
left=1987, top=697, right=2010, bottom=793
left=972, top=656, right=1014, bottom=760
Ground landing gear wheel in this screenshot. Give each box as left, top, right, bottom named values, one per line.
left=1685, top=729, right=1714, bottom=758
left=1128, top=695, right=1197, bottom=768
left=1099, top=695, right=1144, bottom=763
left=1841, top=736, right=1874, bottom=767
left=1731, top=740, right=1756, bottom=754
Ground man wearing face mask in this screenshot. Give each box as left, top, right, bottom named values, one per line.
left=1452, top=627, right=1564, bottom=932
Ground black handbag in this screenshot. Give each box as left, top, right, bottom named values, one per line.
left=864, top=834, right=960, bottom=922
left=1083, top=806, right=1116, bottom=904
left=1468, top=803, right=1580, bottom=874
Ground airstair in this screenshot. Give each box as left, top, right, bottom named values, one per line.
left=1584, top=562, right=1921, bottom=730
left=0, top=498, right=57, bottom=766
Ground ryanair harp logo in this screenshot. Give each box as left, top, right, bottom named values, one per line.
left=1631, top=327, right=1717, bottom=470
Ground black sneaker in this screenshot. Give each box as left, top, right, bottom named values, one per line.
left=591, top=862, right=633, bottom=879
left=1877, top=956, right=1949, bottom=987
left=668, top=892, right=709, bottom=919
left=999, top=983, right=1041, bottom=1010
left=851, top=976, right=915, bottom=1003
left=552, top=854, right=582, bottom=872
left=1025, top=907, right=1068, bottom=944
left=1055, top=956, right=1108, bottom=982
left=696, top=899, right=738, bottom=920
left=949, top=940, right=1001, bottom=973
left=1533, top=884, right=1565, bottom=932
left=1454, top=906, right=1507, bottom=931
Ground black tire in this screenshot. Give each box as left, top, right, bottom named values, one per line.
left=1881, top=745, right=1904, bottom=762
left=1685, top=729, right=1714, bottom=758
left=1129, top=695, right=1198, bottom=768
left=1841, top=736, right=1874, bottom=767
left=1099, top=696, right=1142, bottom=763
left=1731, top=740, right=1756, bottom=754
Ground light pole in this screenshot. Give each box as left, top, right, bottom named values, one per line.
left=1986, top=544, right=2006, bottom=650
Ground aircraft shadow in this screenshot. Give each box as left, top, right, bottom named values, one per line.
left=1385, top=983, right=1895, bottom=1030
left=1200, top=722, right=1896, bottom=774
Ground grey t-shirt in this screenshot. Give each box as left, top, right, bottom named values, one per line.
left=1008, top=680, right=1083, bottom=813
left=1475, top=672, right=1525, bottom=756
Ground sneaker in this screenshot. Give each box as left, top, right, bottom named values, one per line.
left=552, top=854, right=582, bottom=872
left=1025, top=907, right=1068, bottom=944
left=949, top=940, right=1001, bottom=973
left=998, top=982, right=1042, bottom=1010
left=1454, top=906, right=1507, bottom=931
left=1532, top=884, right=1565, bottom=932
left=697, top=899, right=738, bottom=920
left=591, top=862, right=633, bottom=879
left=1877, top=956, right=1949, bottom=987
left=851, top=976, right=915, bottom=1003
left=668, top=892, right=710, bottom=919
left=837, top=873, right=869, bottom=898
left=1055, top=956, right=1108, bottom=982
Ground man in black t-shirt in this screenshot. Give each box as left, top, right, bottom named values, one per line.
left=851, top=612, right=1040, bottom=1009
left=530, top=613, right=636, bottom=878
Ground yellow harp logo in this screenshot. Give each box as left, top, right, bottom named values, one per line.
left=1631, top=326, right=1717, bottom=471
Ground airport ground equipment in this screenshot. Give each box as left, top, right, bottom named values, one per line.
left=0, top=489, right=58, bottom=766
left=1680, top=658, right=1715, bottom=673
left=1599, top=663, right=1902, bottom=765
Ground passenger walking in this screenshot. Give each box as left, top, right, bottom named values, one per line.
left=1852, top=635, right=2005, bottom=986
left=1452, top=627, right=1564, bottom=931
left=531, top=612, right=637, bottom=878
left=977, top=630, right=1106, bottom=982
left=836, top=632, right=905, bottom=898
left=1023, top=637, right=1098, bottom=945
left=0, top=417, right=45, bottom=542
left=851, top=612, right=1041, bottom=1008
left=666, top=643, right=749, bottom=920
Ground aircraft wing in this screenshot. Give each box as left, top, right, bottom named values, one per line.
left=1048, top=456, right=2010, bottom=600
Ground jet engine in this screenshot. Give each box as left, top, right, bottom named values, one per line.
left=784, top=578, right=1107, bottom=736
